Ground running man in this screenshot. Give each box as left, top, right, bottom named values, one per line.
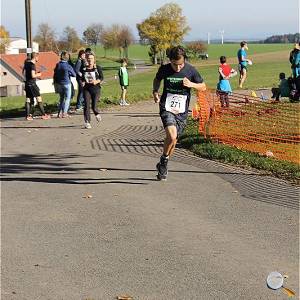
left=237, top=41, right=252, bottom=88
left=153, top=46, right=206, bottom=180
left=23, top=52, right=50, bottom=120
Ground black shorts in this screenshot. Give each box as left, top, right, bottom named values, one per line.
left=160, top=111, right=187, bottom=137
left=238, top=64, right=247, bottom=72
left=25, top=83, right=40, bottom=98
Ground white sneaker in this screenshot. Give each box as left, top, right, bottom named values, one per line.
left=96, top=114, right=102, bottom=122
left=119, top=100, right=124, bottom=106
left=85, top=122, right=92, bottom=129
left=123, top=101, right=130, bottom=106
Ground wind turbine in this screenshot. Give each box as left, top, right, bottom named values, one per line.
left=219, top=30, right=225, bottom=45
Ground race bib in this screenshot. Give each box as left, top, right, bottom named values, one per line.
left=165, top=93, right=187, bottom=114
left=85, top=71, right=96, bottom=83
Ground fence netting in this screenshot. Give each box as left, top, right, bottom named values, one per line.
left=192, top=90, right=300, bottom=164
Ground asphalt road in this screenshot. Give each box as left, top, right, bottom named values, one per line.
left=1, top=100, right=299, bottom=300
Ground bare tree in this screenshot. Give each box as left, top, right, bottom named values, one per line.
left=83, top=23, right=103, bottom=47
left=60, top=26, right=81, bottom=52
left=100, top=24, right=133, bottom=58
left=34, top=23, right=56, bottom=51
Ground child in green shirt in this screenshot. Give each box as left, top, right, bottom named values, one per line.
left=118, top=58, right=129, bottom=106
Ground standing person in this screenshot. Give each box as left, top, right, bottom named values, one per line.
left=80, top=52, right=103, bottom=129
left=290, top=42, right=300, bottom=92
left=23, top=52, right=50, bottom=120
left=118, top=58, right=130, bottom=106
left=217, top=56, right=237, bottom=107
left=237, top=41, right=252, bottom=88
left=153, top=46, right=206, bottom=180
left=53, top=51, right=76, bottom=118
left=74, top=49, right=86, bottom=111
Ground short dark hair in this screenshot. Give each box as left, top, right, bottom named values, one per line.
left=168, top=46, right=186, bottom=61
left=31, top=52, right=39, bottom=60
left=120, top=58, right=127, bottom=64
left=279, top=72, right=286, bottom=79
left=60, top=51, right=69, bottom=61
left=220, top=56, right=226, bottom=64
left=240, top=41, right=247, bottom=47
left=85, top=47, right=92, bottom=54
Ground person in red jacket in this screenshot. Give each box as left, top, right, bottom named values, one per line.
left=217, top=56, right=237, bottom=107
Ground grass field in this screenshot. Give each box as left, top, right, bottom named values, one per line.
left=93, top=43, right=293, bottom=61
left=1, top=43, right=294, bottom=114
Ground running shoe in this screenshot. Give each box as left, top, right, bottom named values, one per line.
left=26, top=115, right=33, bottom=121
left=95, top=114, right=102, bottom=122
left=41, top=114, right=51, bottom=120
left=85, top=122, right=92, bottom=129
left=156, top=156, right=169, bottom=181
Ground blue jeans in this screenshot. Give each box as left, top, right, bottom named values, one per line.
left=58, top=83, right=72, bottom=114
left=76, top=80, right=84, bottom=109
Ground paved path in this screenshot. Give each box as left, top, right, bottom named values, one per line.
left=1, top=100, right=299, bottom=300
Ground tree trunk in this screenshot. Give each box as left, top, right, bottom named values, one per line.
left=154, top=54, right=157, bottom=65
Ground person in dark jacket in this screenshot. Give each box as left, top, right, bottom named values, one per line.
left=53, top=51, right=76, bottom=118
left=74, top=49, right=86, bottom=111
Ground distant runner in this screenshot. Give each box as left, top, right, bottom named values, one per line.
left=237, top=41, right=252, bottom=88
left=152, top=46, right=206, bottom=180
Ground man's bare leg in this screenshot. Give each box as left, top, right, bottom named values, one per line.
left=157, top=125, right=177, bottom=180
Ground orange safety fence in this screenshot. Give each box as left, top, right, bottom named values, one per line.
left=192, top=90, right=300, bottom=164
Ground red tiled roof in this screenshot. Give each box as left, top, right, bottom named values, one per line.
left=0, top=52, right=59, bottom=80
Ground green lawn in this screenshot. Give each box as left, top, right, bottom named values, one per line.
left=94, top=44, right=151, bottom=61
left=92, top=43, right=293, bottom=61
left=199, top=60, right=291, bottom=90
left=205, top=43, right=293, bottom=59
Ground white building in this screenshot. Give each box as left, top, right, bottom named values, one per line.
left=4, top=37, right=39, bottom=55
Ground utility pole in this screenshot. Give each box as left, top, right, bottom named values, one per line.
left=25, top=0, right=32, bottom=58
left=298, top=0, right=300, bottom=41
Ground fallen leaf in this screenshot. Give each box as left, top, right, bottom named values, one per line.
left=99, top=168, right=107, bottom=171
left=283, top=274, right=289, bottom=279
left=282, top=287, right=296, bottom=297
left=113, top=194, right=119, bottom=197
left=266, top=150, right=274, bottom=157
left=117, top=296, right=133, bottom=300
left=83, top=194, right=93, bottom=199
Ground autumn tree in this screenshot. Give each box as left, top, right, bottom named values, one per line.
left=0, top=25, right=10, bottom=53
left=83, top=23, right=103, bottom=47
left=137, top=2, right=190, bottom=64
left=34, top=23, right=56, bottom=51
left=60, top=26, right=81, bottom=52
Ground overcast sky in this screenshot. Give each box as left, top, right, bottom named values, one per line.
left=1, top=0, right=298, bottom=41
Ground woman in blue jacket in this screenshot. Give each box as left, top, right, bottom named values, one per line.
left=53, top=51, right=76, bottom=118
